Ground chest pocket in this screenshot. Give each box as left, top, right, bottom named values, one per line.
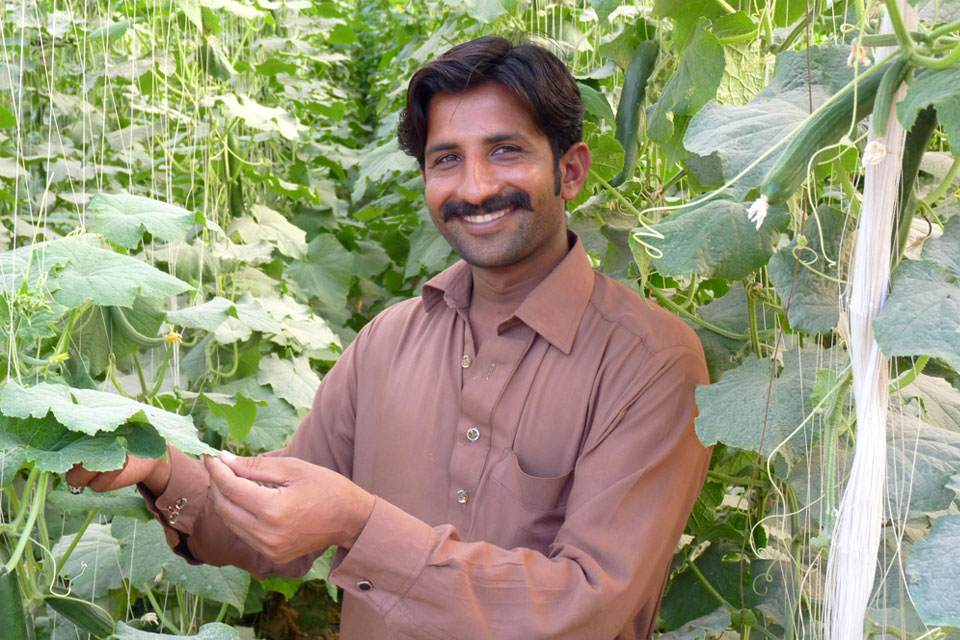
left=470, top=448, right=574, bottom=554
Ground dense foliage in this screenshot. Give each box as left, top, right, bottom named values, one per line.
left=1, top=0, right=959, bottom=638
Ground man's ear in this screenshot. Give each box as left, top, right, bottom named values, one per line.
left=558, top=142, right=592, bottom=202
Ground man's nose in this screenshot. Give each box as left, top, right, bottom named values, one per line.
left=456, top=156, right=500, bottom=205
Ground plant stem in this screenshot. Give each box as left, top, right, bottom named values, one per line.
left=745, top=281, right=762, bottom=357
left=884, top=0, right=915, bottom=53
left=142, top=584, right=182, bottom=635
left=921, top=155, right=960, bottom=205
left=648, top=287, right=748, bottom=340
left=54, top=509, right=98, bottom=576
left=889, top=355, right=929, bottom=391
left=911, top=41, right=960, bottom=68
left=1, top=471, right=48, bottom=575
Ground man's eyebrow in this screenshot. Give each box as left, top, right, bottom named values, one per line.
left=425, top=133, right=528, bottom=156
left=425, top=142, right=458, bottom=156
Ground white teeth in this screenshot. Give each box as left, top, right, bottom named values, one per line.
left=463, top=208, right=509, bottom=224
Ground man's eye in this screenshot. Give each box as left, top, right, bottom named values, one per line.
left=492, top=145, right=519, bottom=156
left=435, top=153, right=458, bottom=165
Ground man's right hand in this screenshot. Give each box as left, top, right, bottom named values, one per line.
left=65, top=454, right=173, bottom=496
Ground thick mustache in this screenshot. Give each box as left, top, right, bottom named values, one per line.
left=441, top=191, right=532, bottom=222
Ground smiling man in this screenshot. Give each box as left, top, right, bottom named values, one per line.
left=68, top=36, right=711, bottom=639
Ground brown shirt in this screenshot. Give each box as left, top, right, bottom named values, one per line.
left=150, top=235, right=711, bottom=640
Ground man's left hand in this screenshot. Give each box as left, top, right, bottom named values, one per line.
left=204, top=452, right=375, bottom=565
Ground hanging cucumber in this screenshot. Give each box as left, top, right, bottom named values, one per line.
left=894, top=105, right=938, bottom=262
left=109, top=306, right=166, bottom=348
left=225, top=130, right=244, bottom=219
left=758, top=61, right=893, bottom=206
left=871, top=54, right=912, bottom=137
left=44, top=596, right=115, bottom=638
left=0, top=544, right=32, bottom=640
left=611, top=40, right=659, bottom=187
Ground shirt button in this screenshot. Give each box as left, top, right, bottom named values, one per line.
left=356, top=579, right=374, bottom=592
left=461, top=355, right=472, bottom=368
left=466, top=427, right=480, bottom=442
left=456, top=489, right=469, bottom=504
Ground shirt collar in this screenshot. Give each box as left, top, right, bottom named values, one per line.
left=421, top=233, right=595, bottom=355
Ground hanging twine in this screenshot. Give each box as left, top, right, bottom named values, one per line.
left=824, top=3, right=917, bottom=639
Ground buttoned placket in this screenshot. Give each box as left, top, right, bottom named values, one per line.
left=445, top=300, right=536, bottom=531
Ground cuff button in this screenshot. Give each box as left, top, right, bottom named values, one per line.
left=168, top=511, right=179, bottom=525
left=175, top=497, right=188, bottom=509
left=356, top=579, right=374, bottom=592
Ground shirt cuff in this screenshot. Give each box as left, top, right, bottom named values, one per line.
left=328, top=497, right=438, bottom=616
left=139, top=447, right=209, bottom=535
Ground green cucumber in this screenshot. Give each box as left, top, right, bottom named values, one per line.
left=894, top=105, right=938, bottom=262
left=0, top=544, right=32, bottom=640
left=225, top=130, right=244, bottom=218
left=760, top=62, right=892, bottom=204
left=108, top=306, right=166, bottom=348
left=871, top=55, right=912, bottom=137
left=44, top=596, right=115, bottom=638
left=611, top=40, right=659, bottom=187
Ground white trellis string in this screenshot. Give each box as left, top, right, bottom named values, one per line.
left=823, top=3, right=917, bottom=639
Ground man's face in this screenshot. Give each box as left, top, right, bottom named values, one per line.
left=421, top=82, right=572, bottom=270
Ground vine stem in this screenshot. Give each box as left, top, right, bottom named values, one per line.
left=889, top=355, right=929, bottom=391
left=911, top=41, right=960, bottom=69
left=1, top=471, right=48, bottom=575
left=142, top=583, right=182, bottom=634
left=648, top=287, right=748, bottom=340
left=53, top=509, right=98, bottom=576
left=744, top=281, right=762, bottom=357
left=921, top=155, right=960, bottom=206
left=884, top=0, right=915, bottom=53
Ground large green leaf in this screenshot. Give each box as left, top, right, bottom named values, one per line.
left=167, top=296, right=281, bottom=343
left=0, top=416, right=142, bottom=473
left=90, top=192, right=197, bottom=249
left=256, top=295, right=340, bottom=354
left=285, top=233, right=355, bottom=309
left=874, top=260, right=960, bottom=372
left=257, top=353, right=320, bottom=411
left=0, top=238, right=192, bottom=307
left=48, top=486, right=153, bottom=521
left=0, top=382, right=216, bottom=456
left=695, top=347, right=827, bottom=462
left=112, top=517, right=250, bottom=612
left=646, top=19, right=724, bottom=145
left=50, top=240, right=193, bottom=308
left=887, top=413, right=960, bottom=515
left=900, top=374, right=960, bottom=433
left=684, top=45, right=861, bottom=198
left=649, top=198, right=790, bottom=280
left=53, top=523, right=125, bottom=598
left=202, top=94, right=305, bottom=140
left=906, top=515, right=960, bottom=626
left=768, top=206, right=849, bottom=334
left=228, top=204, right=307, bottom=259
left=922, top=215, right=960, bottom=279
left=897, top=66, right=960, bottom=157
left=0, top=447, right=26, bottom=487
left=206, top=377, right=298, bottom=452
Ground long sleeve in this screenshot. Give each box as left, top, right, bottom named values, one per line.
left=328, top=345, right=711, bottom=640
left=141, top=326, right=366, bottom=578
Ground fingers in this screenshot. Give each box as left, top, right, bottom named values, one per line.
left=217, top=450, right=291, bottom=485
left=65, top=463, right=98, bottom=489
left=204, top=455, right=277, bottom=515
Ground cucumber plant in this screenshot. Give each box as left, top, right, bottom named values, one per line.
left=2, top=0, right=959, bottom=638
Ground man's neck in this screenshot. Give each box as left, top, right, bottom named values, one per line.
left=467, top=232, right=570, bottom=347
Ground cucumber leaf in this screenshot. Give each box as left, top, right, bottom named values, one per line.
left=906, top=515, right=960, bottom=627
left=90, top=192, right=197, bottom=249
left=897, top=66, right=960, bottom=158
left=649, top=197, right=790, bottom=280
left=874, top=260, right=960, bottom=373
left=0, top=382, right=216, bottom=456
